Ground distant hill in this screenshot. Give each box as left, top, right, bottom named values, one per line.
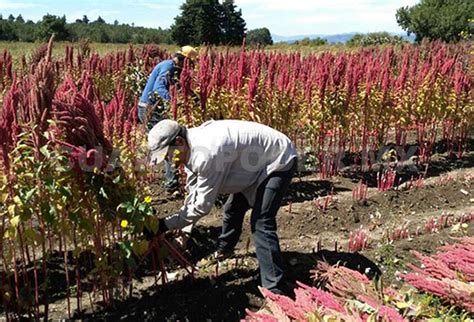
left=272, top=32, right=415, bottom=44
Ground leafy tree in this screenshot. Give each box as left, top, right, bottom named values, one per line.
left=0, top=20, right=17, bottom=40
left=347, top=32, right=407, bottom=47
left=396, top=0, right=474, bottom=42
left=8, top=14, right=14, bottom=22
left=171, top=0, right=246, bottom=45
left=36, top=14, right=69, bottom=41
left=12, top=17, right=36, bottom=42
left=170, top=12, right=194, bottom=45
left=246, top=27, right=273, bottom=46
left=220, top=0, right=246, bottom=45
left=294, top=37, right=328, bottom=46
left=95, top=16, right=106, bottom=24
left=0, top=12, right=172, bottom=44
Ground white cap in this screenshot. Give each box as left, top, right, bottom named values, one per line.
left=148, top=120, right=181, bottom=165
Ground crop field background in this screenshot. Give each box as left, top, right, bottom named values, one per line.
left=0, top=37, right=473, bottom=320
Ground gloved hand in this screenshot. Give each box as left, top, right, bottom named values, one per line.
left=171, top=231, right=191, bottom=250
left=143, top=218, right=169, bottom=241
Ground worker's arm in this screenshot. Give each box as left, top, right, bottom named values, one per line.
left=179, top=169, right=198, bottom=234
left=144, top=169, right=199, bottom=239
left=164, top=160, right=226, bottom=230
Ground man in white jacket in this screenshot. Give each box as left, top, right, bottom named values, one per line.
left=148, top=119, right=298, bottom=295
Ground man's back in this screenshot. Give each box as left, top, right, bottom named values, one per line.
left=186, top=120, right=297, bottom=206
left=139, top=59, right=175, bottom=103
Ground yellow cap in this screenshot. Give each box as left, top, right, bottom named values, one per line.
left=178, top=45, right=198, bottom=61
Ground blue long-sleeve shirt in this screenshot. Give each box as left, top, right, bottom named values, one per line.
left=139, top=59, right=177, bottom=104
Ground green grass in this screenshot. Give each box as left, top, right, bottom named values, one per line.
left=0, top=41, right=395, bottom=67
left=0, top=41, right=358, bottom=60
left=0, top=41, right=179, bottom=60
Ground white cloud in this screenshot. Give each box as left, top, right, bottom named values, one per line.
left=0, top=0, right=37, bottom=9
left=236, top=0, right=419, bottom=35
left=236, top=0, right=418, bottom=11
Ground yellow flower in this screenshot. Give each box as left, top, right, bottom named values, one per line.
left=120, top=219, right=129, bottom=228
left=144, top=196, right=152, bottom=204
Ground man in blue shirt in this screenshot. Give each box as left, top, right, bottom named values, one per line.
left=138, top=45, right=198, bottom=195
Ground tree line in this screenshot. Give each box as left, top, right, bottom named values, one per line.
left=0, top=13, right=172, bottom=44
left=0, top=0, right=471, bottom=45
left=0, top=0, right=273, bottom=46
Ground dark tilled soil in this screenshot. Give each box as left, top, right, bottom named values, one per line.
left=39, top=153, right=474, bottom=321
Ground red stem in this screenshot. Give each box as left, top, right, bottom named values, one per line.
left=63, top=235, right=71, bottom=319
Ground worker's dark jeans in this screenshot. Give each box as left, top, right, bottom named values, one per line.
left=218, top=159, right=297, bottom=294
left=138, top=104, right=179, bottom=192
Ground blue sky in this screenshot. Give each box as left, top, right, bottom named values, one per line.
left=0, top=0, right=419, bottom=36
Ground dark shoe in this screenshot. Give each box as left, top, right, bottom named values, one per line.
left=270, top=282, right=296, bottom=299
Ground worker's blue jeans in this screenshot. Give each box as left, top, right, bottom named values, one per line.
left=138, top=104, right=178, bottom=192
left=218, top=159, right=297, bottom=295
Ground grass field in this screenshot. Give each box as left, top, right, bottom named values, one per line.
left=0, top=41, right=178, bottom=59
left=0, top=41, right=360, bottom=61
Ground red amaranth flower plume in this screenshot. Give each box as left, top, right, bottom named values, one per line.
left=0, top=80, right=20, bottom=171
left=259, top=287, right=306, bottom=320
left=198, top=49, right=211, bottom=113
left=400, top=237, right=474, bottom=312
left=53, top=88, right=112, bottom=157
left=296, top=281, right=345, bottom=313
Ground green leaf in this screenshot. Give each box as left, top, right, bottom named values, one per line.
left=117, top=201, right=135, bottom=214
left=132, top=240, right=149, bottom=256
left=68, top=210, right=80, bottom=224
left=10, top=215, right=20, bottom=227
left=78, top=217, right=94, bottom=234
left=39, top=145, right=51, bottom=158
left=13, top=195, right=23, bottom=206
left=7, top=204, right=16, bottom=216
left=59, top=186, right=72, bottom=198
left=24, top=228, right=43, bottom=245
left=99, top=187, right=108, bottom=199
left=36, top=164, right=44, bottom=176
left=41, top=202, right=56, bottom=225
left=24, top=188, right=36, bottom=202
left=119, top=240, right=132, bottom=259
left=145, top=217, right=159, bottom=234
left=44, top=176, right=54, bottom=189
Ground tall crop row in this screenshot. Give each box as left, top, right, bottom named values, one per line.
left=0, top=41, right=178, bottom=319
left=0, top=39, right=472, bottom=319
left=181, top=41, right=472, bottom=174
